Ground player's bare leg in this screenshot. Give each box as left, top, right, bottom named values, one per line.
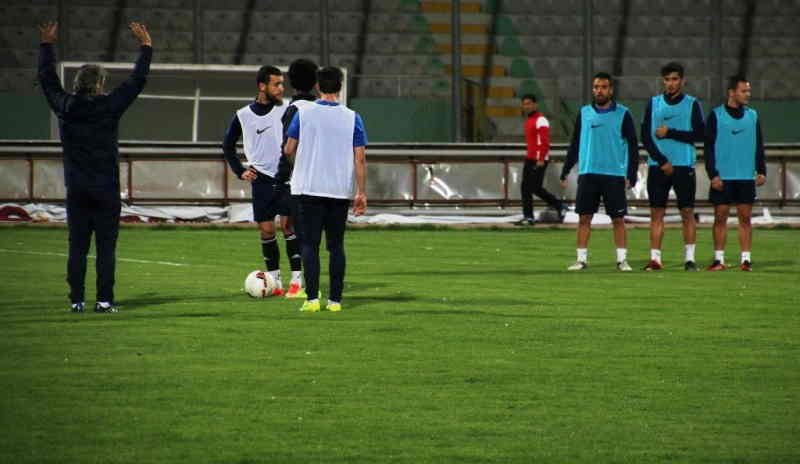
left=708, top=204, right=730, bottom=270
left=680, top=207, right=698, bottom=270
left=645, top=207, right=666, bottom=270
left=568, top=214, right=593, bottom=270
left=736, top=203, right=753, bottom=271
left=612, top=216, right=631, bottom=271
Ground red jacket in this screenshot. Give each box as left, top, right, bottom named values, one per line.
left=524, top=112, right=550, bottom=161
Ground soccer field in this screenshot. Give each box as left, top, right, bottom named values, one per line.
left=1, top=225, right=798, bottom=463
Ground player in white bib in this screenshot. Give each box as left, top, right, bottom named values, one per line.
left=223, top=65, right=302, bottom=296
left=283, top=67, right=368, bottom=312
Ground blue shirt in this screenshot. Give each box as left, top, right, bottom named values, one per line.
left=642, top=93, right=704, bottom=167
left=287, top=100, right=367, bottom=147
left=704, top=105, right=765, bottom=180
left=561, top=102, right=640, bottom=185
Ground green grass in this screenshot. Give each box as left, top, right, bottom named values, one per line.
left=1, top=225, right=798, bottom=463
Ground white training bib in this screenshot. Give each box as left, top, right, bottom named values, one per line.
left=290, top=102, right=356, bottom=199
left=236, top=103, right=287, bottom=177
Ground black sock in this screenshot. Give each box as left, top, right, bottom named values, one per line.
left=261, top=236, right=280, bottom=271
left=285, top=234, right=302, bottom=272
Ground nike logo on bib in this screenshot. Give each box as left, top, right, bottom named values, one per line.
left=256, top=126, right=271, bottom=135
left=731, top=129, right=744, bottom=135
left=664, top=115, right=676, bottom=121
left=591, top=124, right=603, bottom=129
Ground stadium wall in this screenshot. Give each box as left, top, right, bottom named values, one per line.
left=2, top=93, right=798, bottom=143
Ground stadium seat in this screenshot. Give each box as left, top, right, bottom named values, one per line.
left=527, top=58, right=552, bottom=78
left=498, top=36, right=525, bottom=57
left=551, top=58, right=581, bottom=77
left=619, top=77, right=655, bottom=99
left=329, top=12, right=363, bottom=33
left=329, top=34, right=359, bottom=54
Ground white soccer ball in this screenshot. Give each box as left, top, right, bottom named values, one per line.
left=244, top=270, right=277, bottom=298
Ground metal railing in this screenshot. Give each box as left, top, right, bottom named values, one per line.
left=1, top=141, right=799, bottom=208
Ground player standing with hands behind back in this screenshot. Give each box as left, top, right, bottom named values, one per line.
left=38, top=21, right=152, bottom=313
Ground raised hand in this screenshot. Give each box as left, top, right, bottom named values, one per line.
left=129, top=22, right=152, bottom=47
left=39, top=22, right=58, bottom=44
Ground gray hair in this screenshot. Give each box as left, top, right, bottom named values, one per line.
left=73, top=64, right=108, bottom=95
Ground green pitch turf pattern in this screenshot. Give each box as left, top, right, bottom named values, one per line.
left=0, top=226, right=798, bottom=464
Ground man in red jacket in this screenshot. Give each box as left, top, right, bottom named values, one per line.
left=517, top=94, right=567, bottom=225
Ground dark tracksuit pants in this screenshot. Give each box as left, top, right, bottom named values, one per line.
left=521, top=159, right=563, bottom=219
left=66, top=187, right=121, bottom=304
left=296, top=195, right=349, bottom=302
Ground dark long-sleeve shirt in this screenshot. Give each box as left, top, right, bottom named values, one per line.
left=39, top=43, right=152, bottom=190
left=561, top=103, right=640, bottom=186
left=221, top=101, right=275, bottom=179
left=275, top=92, right=317, bottom=185
left=641, top=93, right=705, bottom=166
left=704, top=104, right=766, bottom=179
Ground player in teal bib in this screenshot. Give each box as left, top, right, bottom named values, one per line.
left=560, top=72, right=639, bottom=272
left=704, top=75, right=766, bottom=272
left=641, top=62, right=706, bottom=271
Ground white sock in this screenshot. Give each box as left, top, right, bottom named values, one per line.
left=650, top=249, right=662, bottom=263
left=715, top=250, right=725, bottom=264
left=577, top=248, right=588, bottom=263
left=268, top=270, right=282, bottom=286
left=741, top=251, right=751, bottom=263
left=616, top=248, right=627, bottom=263
left=291, top=271, right=303, bottom=284
left=685, top=244, right=696, bottom=262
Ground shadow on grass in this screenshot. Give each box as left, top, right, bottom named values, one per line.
left=380, top=268, right=562, bottom=277
left=343, top=293, right=417, bottom=309
left=391, top=308, right=553, bottom=319
left=119, top=293, right=238, bottom=310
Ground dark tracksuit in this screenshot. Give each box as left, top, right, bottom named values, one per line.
left=38, top=42, right=152, bottom=304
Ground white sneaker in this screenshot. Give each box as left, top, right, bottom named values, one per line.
left=568, top=261, right=587, bottom=271
left=617, top=261, right=632, bottom=271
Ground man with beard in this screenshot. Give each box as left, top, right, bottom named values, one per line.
left=223, top=65, right=290, bottom=295
left=560, top=72, right=639, bottom=271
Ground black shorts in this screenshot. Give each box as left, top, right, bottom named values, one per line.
left=647, top=165, right=696, bottom=209
left=575, top=174, right=628, bottom=217
left=251, top=172, right=290, bottom=222
left=709, top=180, right=756, bottom=205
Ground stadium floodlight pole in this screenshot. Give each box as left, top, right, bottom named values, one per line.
left=451, top=0, right=463, bottom=142
left=582, top=0, right=593, bottom=105
left=320, top=0, right=330, bottom=67
left=711, top=0, right=723, bottom=107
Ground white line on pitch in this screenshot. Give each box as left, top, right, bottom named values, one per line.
left=0, top=249, right=188, bottom=267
